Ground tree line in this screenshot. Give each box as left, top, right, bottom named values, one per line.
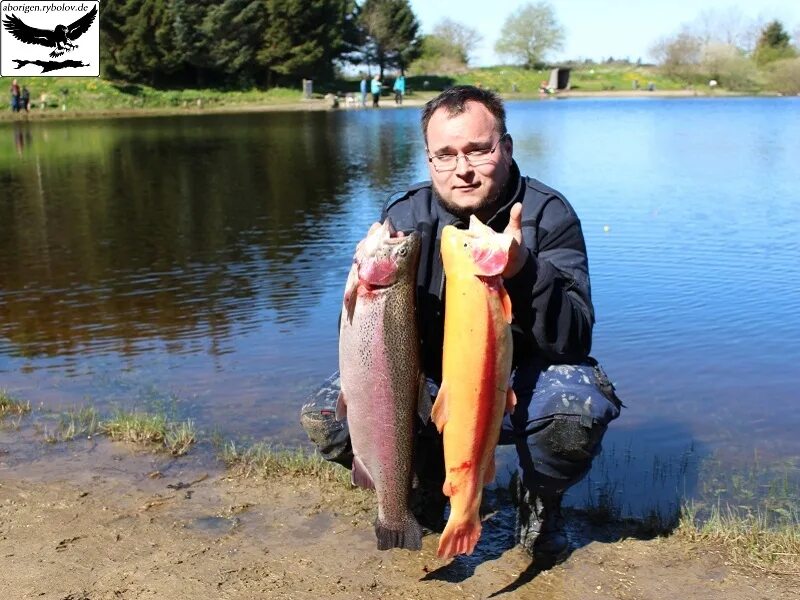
left=99, top=0, right=421, bottom=87
left=99, top=1, right=798, bottom=91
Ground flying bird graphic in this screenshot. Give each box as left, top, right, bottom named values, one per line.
left=2, top=6, right=97, bottom=58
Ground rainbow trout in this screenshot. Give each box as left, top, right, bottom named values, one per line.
left=337, top=220, right=427, bottom=550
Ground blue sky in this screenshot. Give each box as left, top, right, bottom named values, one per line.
left=409, top=1, right=800, bottom=66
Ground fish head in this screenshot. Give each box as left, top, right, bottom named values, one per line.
left=441, top=216, right=512, bottom=278
left=354, top=220, right=420, bottom=290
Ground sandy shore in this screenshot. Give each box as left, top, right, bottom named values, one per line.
left=0, top=439, right=796, bottom=600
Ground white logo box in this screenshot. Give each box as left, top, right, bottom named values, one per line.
left=1, top=1, right=100, bottom=77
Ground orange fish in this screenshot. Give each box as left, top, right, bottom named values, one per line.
left=432, top=215, right=517, bottom=559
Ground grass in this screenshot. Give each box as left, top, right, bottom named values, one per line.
left=44, top=406, right=100, bottom=443
left=1, top=76, right=304, bottom=117
left=102, top=410, right=196, bottom=456
left=678, top=502, right=800, bottom=576
left=0, top=390, right=30, bottom=419
left=220, top=441, right=351, bottom=486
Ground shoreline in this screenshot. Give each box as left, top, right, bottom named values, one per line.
left=0, top=439, right=796, bottom=599
left=0, top=89, right=772, bottom=124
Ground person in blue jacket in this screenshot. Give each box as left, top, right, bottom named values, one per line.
left=393, top=75, right=405, bottom=105
left=370, top=74, right=382, bottom=108
left=301, top=85, right=622, bottom=566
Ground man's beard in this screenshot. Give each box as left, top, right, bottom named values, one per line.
left=432, top=181, right=507, bottom=222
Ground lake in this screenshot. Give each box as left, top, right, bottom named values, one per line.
left=1, top=97, right=799, bottom=518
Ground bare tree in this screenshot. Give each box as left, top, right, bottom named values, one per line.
left=432, top=18, right=482, bottom=65
left=494, top=1, right=564, bottom=68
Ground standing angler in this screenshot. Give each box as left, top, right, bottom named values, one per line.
left=337, top=221, right=427, bottom=550
left=432, top=216, right=517, bottom=558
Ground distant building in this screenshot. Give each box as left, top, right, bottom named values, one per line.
left=548, top=68, right=571, bottom=91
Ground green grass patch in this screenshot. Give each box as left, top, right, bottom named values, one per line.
left=44, top=406, right=100, bottom=443
left=0, top=390, right=30, bottom=419
left=101, top=410, right=196, bottom=456
left=2, top=77, right=303, bottom=115
left=678, top=502, right=800, bottom=575
left=220, top=441, right=350, bottom=485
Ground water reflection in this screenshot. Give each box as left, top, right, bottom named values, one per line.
left=0, top=112, right=419, bottom=363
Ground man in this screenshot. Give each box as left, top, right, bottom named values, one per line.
left=370, top=74, right=381, bottom=108
left=393, top=75, right=405, bottom=105
left=301, top=85, right=621, bottom=564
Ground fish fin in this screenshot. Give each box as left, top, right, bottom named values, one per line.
left=351, top=455, right=375, bottom=490
left=500, top=284, right=513, bottom=323
left=343, top=263, right=359, bottom=321
left=436, top=515, right=482, bottom=558
left=375, top=513, right=422, bottom=551
left=430, top=383, right=449, bottom=433
left=505, top=386, right=517, bottom=415
left=335, top=391, right=347, bottom=421
left=442, top=479, right=456, bottom=498
left=483, top=458, right=496, bottom=485
left=416, top=375, right=432, bottom=423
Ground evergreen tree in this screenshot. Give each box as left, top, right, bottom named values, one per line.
left=206, top=0, right=268, bottom=86
left=754, top=20, right=796, bottom=65
left=359, top=0, right=421, bottom=78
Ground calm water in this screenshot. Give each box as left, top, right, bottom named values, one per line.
left=2, top=97, right=799, bottom=517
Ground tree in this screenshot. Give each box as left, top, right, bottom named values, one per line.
left=494, top=1, right=564, bottom=69
left=258, top=0, right=357, bottom=85
left=649, top=30, right=703, bottom=81
left=431, top=18, right=482, bottom=65
left=359, top=0, right=422, bottom=78
left=409, top=18, right=481, bottom=75
left=754, top=20, right=796, bottom=65
left=206, top=0, right=268, bottom=86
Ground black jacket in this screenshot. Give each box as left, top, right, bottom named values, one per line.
left=381, top=161, right=593, bottom=383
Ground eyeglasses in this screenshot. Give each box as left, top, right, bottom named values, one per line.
left=426, top=133, right=509, bottom=172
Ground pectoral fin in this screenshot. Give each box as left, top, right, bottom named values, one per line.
left=352, top=455, right=375, bottom=490
left=343, top=263, right=359, bottom=321
left=500, top=285, right=513, bottom=324
left=335, top=390, right=347, bottom=421
left=431, top=382, right=449, bottom=433
left=505, top=386, right=517, bottom=415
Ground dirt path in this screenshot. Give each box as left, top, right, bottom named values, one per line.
left=0, top=441, right=797, bottom=600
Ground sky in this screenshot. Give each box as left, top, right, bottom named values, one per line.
left=408, top=0, right=800, bottom=66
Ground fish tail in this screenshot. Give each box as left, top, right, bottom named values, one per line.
left=436, top=515, right=482, bottom=558
left=374, top=513, right=423, bottom=551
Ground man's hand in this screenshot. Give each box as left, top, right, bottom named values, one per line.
left=502, top=202, right=527, bottom=278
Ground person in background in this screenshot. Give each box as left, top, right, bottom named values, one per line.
left=393, top=75, right=406, bottom=105
left=21, top=86, right=30, bottom=113
left=359, top=74, right=368, bottom=108
left=10, top=79, right=21, bottom=112
left=301, top=85, right=622, bottom=566
left=370, top=74, right=381, bottom=108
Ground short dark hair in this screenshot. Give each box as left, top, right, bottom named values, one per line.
left=421, top=85, right=507, bottom=144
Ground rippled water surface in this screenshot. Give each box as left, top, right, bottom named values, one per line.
left=2, top=98, right=799, bottom=515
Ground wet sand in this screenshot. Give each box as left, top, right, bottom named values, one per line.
left=1, top=439, right=796, bottom=600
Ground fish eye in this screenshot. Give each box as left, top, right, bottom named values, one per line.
left=397, top=246, right=408, bottom=256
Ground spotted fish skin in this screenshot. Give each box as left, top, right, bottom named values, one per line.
left=337, top=221, right=425, bottom=551
left=432, top=215, right=516, bottom=559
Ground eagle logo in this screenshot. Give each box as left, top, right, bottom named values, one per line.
left=2, top=5, right=97, bottom=58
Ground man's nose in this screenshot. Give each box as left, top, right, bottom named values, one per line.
left=453, top=154, right=474, bottom=176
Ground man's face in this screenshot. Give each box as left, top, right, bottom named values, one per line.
left=425, top=101, right=512, bottom=220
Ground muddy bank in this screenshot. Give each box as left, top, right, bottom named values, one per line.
left=0, top=439, right=796, bottom=600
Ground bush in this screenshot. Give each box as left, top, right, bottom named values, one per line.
left=764, top=57, right=800, bottom=95
left=700, top=43, right=758, bottom=90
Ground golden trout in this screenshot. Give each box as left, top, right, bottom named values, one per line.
left=432, top=215, right=517, bottom=558
left=337, top=221, right=427, bottom=551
